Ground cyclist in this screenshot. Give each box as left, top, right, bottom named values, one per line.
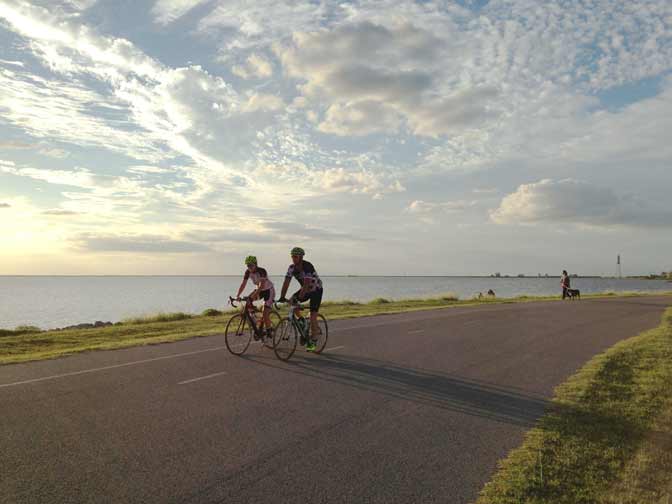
left=278, top=247, right=323, bottom=351
left=236, top=255, right=275, bottom=338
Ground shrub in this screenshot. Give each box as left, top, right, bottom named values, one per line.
left=123, top=312, right=193, bottom=324
left=0, top=326, right=42, bottom=337
left=202, top=308, right=223, bottom=317
left=369, top=297, right=391, bottom=304
left=14, top=325, right=42, bottom=334
left=438, top=293, right=459, bottom=302
left=323, top=299, right=360, bottom=307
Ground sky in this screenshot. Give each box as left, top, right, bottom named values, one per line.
left=1, top=0, right=671, bottom=276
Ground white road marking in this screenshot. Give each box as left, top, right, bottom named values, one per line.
left=0, top=345, right=228, bottom=389
left=178, top=371, right=228, bottom=385
left=324, top=345, right=345, bottom=352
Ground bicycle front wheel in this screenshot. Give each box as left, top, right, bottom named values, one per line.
left=225, top=314, right=253, bottom=355
left=273, top=319, right=297, bottom=361
left=311, top=314, right=329, bottom=354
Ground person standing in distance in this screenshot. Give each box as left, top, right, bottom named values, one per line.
left=279, top=247, right=324, bottom=351
left=561, top=270, right=571, bottom=300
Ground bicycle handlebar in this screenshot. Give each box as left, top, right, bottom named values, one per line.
left=274, top=298, right=309, bottom=311
left=229, top=295, right=252, bottom=308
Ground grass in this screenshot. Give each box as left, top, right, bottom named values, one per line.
left=475, top=307, right=672, bottom=504
left=122, top=312, right=193, bottom=324
left=1, top=291, right=670, bottom=366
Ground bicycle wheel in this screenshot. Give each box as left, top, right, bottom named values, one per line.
left=273, top=319, right=297, bottom=361
left=262, top=310, right=282, bottom=349
left=225, top=314, right=253, bottom=355
left=310, top=314, right=329, bottom=354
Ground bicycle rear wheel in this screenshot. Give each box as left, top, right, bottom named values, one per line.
left=273, top=319, right=297, bottom=361
left=310, top=314, right=329, bottom=354
left=262, top=310, right=282, bottom=349
left=225, top=314, right=252, bottom=355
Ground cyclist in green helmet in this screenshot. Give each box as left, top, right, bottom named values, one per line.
left=279, top=247, right=324, bottom=351
left=236, top=255, right=276, bottom=338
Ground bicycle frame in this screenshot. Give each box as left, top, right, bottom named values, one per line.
left=229, top=296, right=263, bottom=338
left=276, top=301, right=309, bottom=340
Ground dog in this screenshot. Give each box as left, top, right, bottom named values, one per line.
left=566, top=288, right=581, bottom=300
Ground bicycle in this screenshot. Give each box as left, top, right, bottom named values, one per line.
left=225, top=296, right=281, bottom=356
left=272, top=299, right=329, bottom=361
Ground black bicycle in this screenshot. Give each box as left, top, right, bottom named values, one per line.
left=225, top=296, right=281, bottom=356
left=272, top=299, right=329, bottom=361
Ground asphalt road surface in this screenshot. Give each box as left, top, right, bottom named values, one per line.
left=1, top=296, right=669, bottom=504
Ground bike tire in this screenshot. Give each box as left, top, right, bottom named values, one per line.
left=262, top=310, right=282, bottom=349
left=224, top=313, right=252, bottom=356
left=273, top=319, right=297, bottom=361
left=311, top=314, right=329, bottom=354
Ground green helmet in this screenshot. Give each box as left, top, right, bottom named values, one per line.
left=290, top=247, right=305, bottom=257
left=244, top=255, right=257, bottom=265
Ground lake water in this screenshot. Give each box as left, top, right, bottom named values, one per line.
left=0, top=276, right=670, bottom=330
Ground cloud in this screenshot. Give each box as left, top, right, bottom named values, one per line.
left=151, top=0, right=210, bottom=25
left=317, top=168, right=405, bottom=198
left=232, top=53, right=273, bottom=79
left=0, top=141, right=32, bottom=149
left=198, top=1, right=327, bottom=54
left=42, top=209, right=79, bottom=216
left=73, top=233, right=211, bottom=253
left=491, top=179, right=672, bottom=228
left=318, top=101, right=402, bottom=136
left=183, top=229, right=276, bottom=243
left=406, top=200, right=476, bottom=214
left=261, top=221, right=366, bottom=241
left=0, top=59, right=25, bottom=67
left=276, top=20, right=499, bottom=137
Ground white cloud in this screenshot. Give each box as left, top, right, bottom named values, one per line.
left=0, top=59, right=24, bottom=67
left=317, top=167, right=405, bottom=198
left=277, top=21, right=499, bottom=137
left=72, top=232, right=211, bottom=253
left=406, top=200, right=476, bottom=214
left=491, top=179, right=672, bottom=228
left=151, top=0, right=209, bottom=25
left=42, top=209, right=79, bottom=216
left=232, top=53, right=274, bottom=79
left=199, top=1, right=327, bottom=54
left=318, top=101, right=402, bottom=136
left=2, top=0, right=672, bottom=274
left=0, top=68, right=166, bottom=162
left=242, top=92, right=284, bottom=112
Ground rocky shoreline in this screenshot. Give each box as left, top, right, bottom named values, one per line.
left=54, top=321, right=117, bottom=331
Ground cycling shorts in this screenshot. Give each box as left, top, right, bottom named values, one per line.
left=292, top=287, right=323, bottom=313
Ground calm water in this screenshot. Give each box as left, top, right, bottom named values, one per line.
left=0, top=276, right=670, bottom=330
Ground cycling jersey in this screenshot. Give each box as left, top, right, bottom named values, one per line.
left=286, top=260, right=323, bottom=293
left=244, top=267, right=274, bottom=292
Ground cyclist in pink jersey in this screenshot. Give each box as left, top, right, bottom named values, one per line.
left=236, top=255, right=276, bottom=337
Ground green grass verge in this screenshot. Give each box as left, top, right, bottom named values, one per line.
left=475, top=307, right=672, bottom=504
left=1, top=291, right=670, bottom=366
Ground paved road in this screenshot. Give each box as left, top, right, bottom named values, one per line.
left=1, top=296, right=669, bottom=504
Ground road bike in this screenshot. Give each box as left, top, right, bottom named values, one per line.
left=273, top=299, right=329, bottom=361
left=225, top=296, right=281, bottom=356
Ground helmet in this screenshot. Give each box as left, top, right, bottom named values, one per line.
left=244, top=255, right=257, bottom=265
left=290, top=247, right=305, bottom=257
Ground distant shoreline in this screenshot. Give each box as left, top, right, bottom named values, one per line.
left=0, top=274, right=659, bottom=279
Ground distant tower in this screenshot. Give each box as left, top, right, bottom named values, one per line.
left=617, top=254, right=622, bottom=278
